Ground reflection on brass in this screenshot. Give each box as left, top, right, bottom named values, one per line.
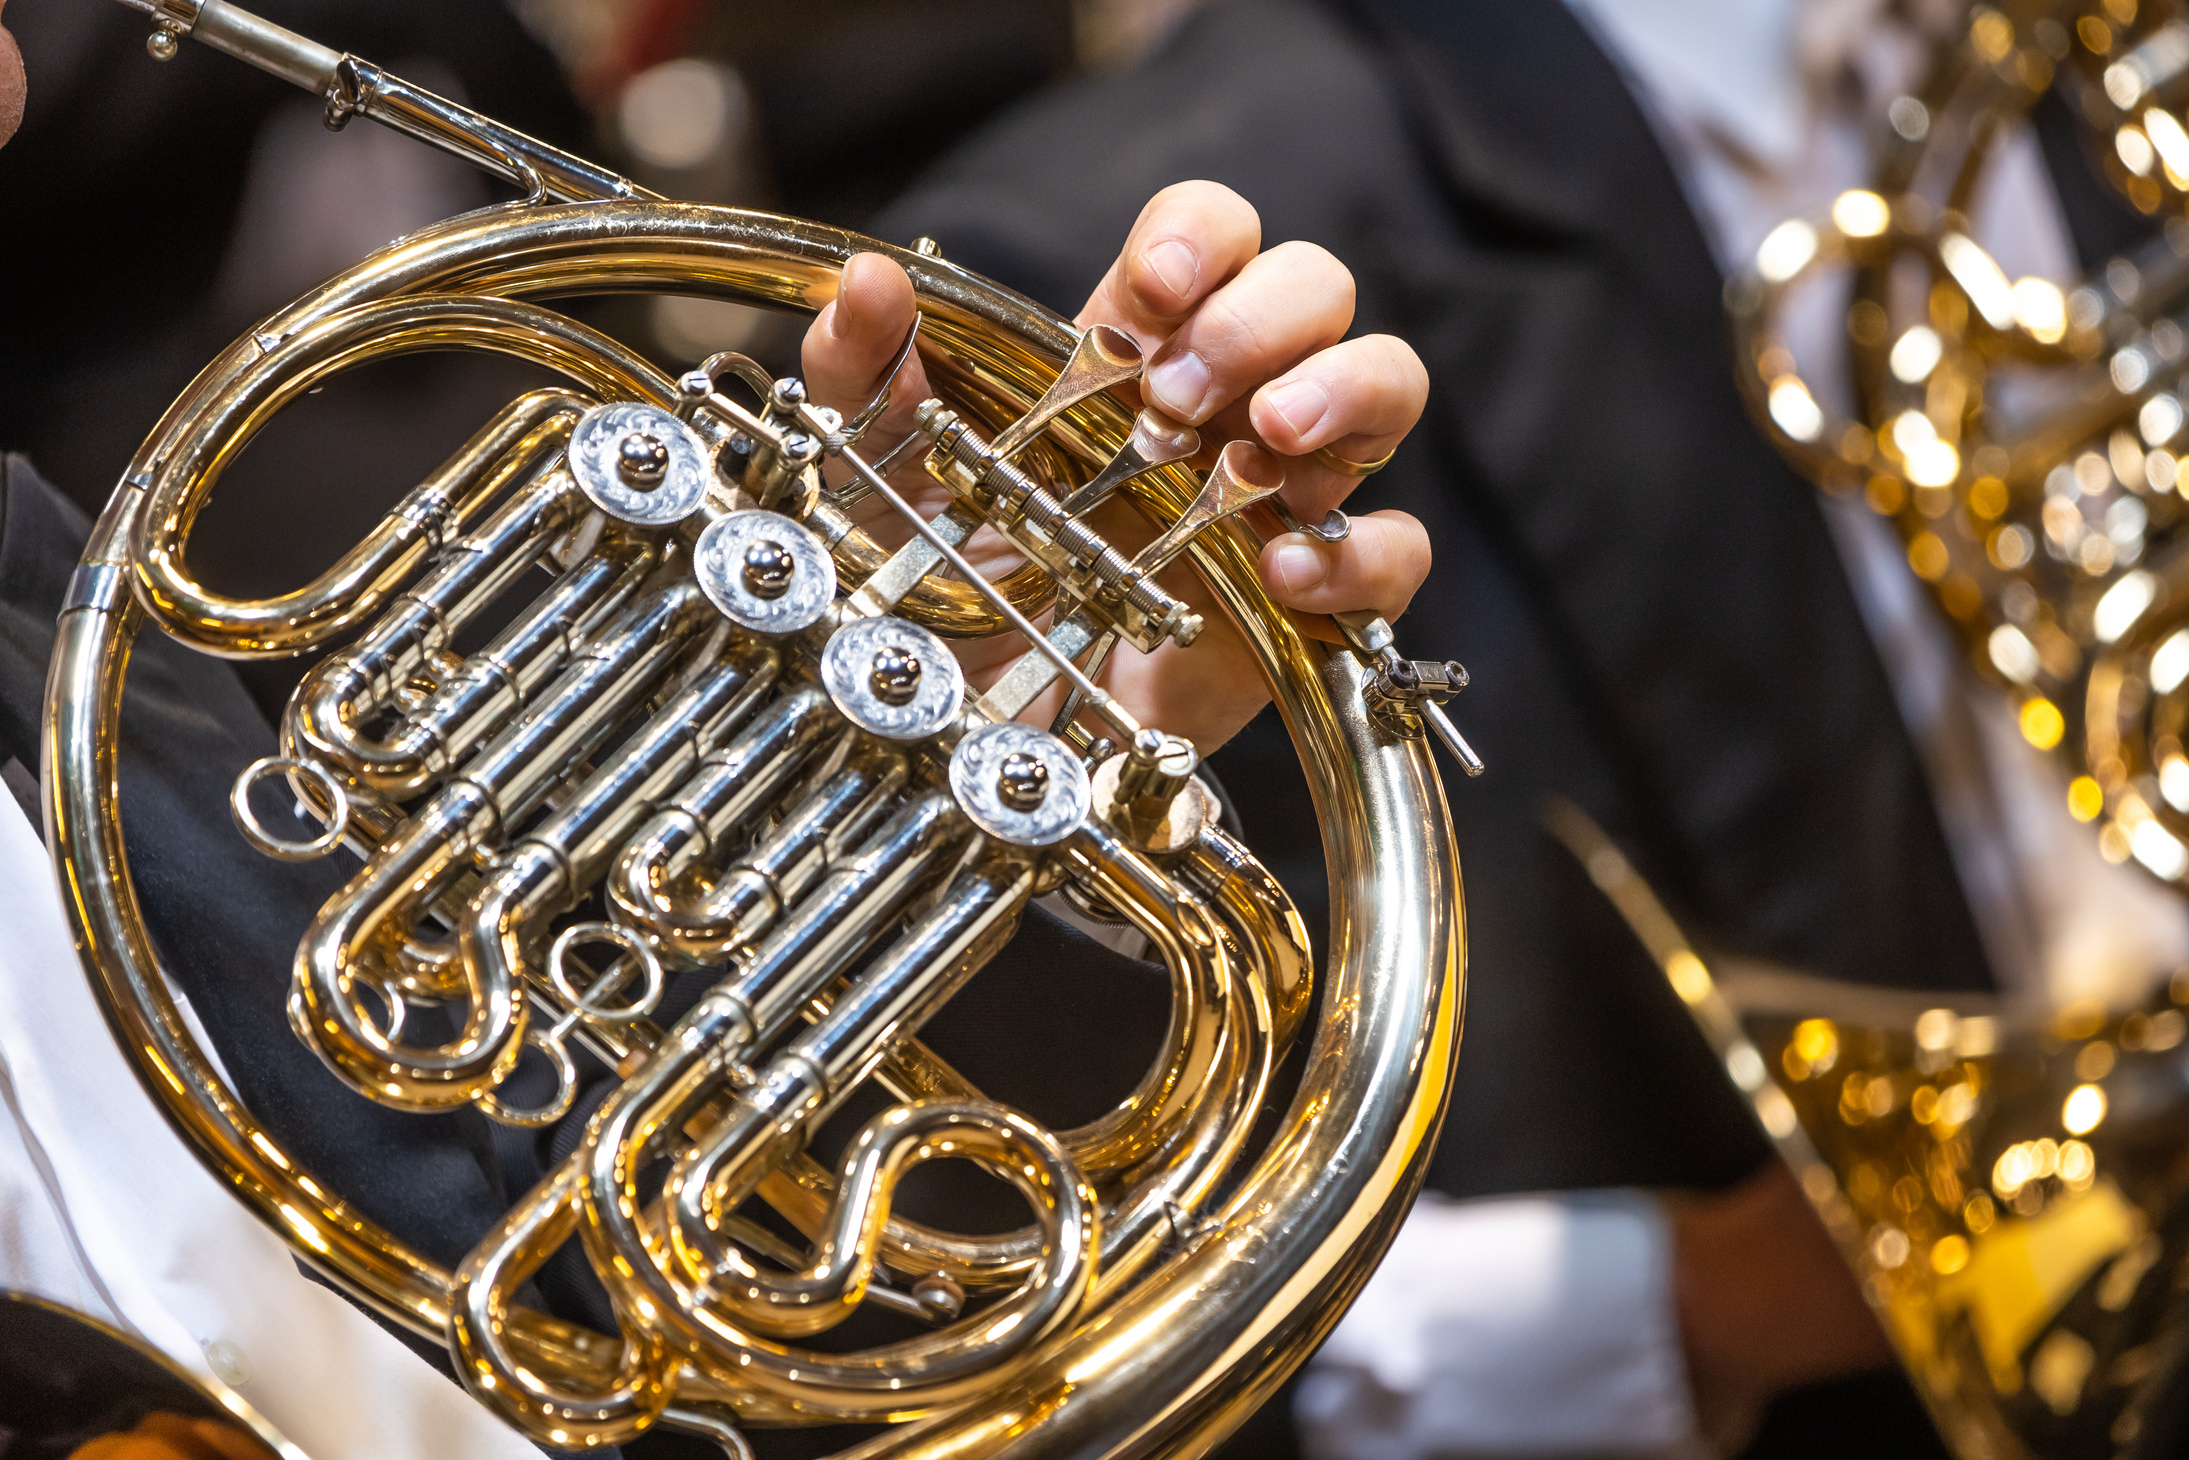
left=1551, top=801, right=2189, bottom=1460
left=46, top=3, right=1466, bottom=1454
left=1730, top=0, right=2189, bottom=889
left=0, top=1293, right=298, bottom=1459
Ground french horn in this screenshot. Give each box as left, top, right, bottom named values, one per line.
left=42, top=2, right=1470, bottom=1453
left=1716, top=1, right=2189, bottom=1455
left=0, top=1292, right=295, bottom=1459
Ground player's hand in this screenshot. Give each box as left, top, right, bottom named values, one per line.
left=0, top=0, right=26, bottom=148
left=1673, top=1164, right=1893, bottom=1453
left=797, top=180, right=1431, bottom=753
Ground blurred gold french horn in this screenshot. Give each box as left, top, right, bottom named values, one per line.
left=42, top=2, right=1471, bottom=1453
left=1714, top=2, right=2189, bottom=1456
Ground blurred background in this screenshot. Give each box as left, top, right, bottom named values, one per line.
left=0, top=0, right=1203, bottom=714
left=0, top=4, right=1997, bottom=1460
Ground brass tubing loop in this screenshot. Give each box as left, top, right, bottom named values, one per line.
left=49, top=84, right=1461, bottom=1453
left=1724, top=1, right=2189, bottom=890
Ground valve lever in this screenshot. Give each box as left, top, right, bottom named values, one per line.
left=1057, top=408, right=1199, bottom=517
left=1126, top=441, right=1285, bottom=578
left=988, top=324, right=1144, bottom=462
left=836, top=316, right=922, bottom=447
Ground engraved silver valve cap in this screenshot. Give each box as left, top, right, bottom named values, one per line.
left=616, top=432, right=671, bottom=488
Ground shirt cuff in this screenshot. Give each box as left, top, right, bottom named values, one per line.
left=1297, top=1189, right=1703, bottom=1459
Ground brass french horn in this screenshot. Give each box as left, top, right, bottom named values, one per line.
left=42, top=2, right=1469, bottom=1453
left=1713, top=2, right=2189, bottom=1455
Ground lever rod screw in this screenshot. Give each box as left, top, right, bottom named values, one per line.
left=616, top=432, right=671, bottom=488
left=741, top=540, right=797, bottom=600
left=869, top=645, right=923, bottom=705
left=910, top=1274, right=964, bottom=1321
left=997, top=751, right=1051, bottom=811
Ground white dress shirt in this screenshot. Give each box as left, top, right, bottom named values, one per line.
left=7, top=9, right=2172, bottom=1459
left=0, top=793, right=536, bottom=1460
left=1299, top=1193, right=1700, bottom=1460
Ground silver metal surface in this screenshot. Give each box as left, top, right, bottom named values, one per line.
left=837, top=444, right=1149, bottom=738
left=819, top=615, right=963, bottom=740
left=693, top=510, right=836, bottom=635
left=949, top=723, right=1092, bottom=847
left=53, top=13, right=1468, bottom=1454
left=569, top=403, right=710, bottom=526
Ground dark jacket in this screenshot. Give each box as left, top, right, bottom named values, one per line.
left=878, top=0, right=1999, bottom=1201
left=0, top=1, right=2044, bottom=1453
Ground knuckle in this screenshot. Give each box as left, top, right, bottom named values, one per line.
left=1264, top=240, right=1354, bottom=308
left=1190, top=293, right=1271, bottom=374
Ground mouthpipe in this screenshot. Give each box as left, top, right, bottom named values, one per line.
left=118, top=0, right=652, bottom=203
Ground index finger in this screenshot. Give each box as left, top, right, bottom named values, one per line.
left=1074, top=181, right=1262, bottom=349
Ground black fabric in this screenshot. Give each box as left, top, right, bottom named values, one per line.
left=0, top=453, right=1186, bottom=1456
left=875, top=0, right=1991, bottom=1203
left=1735, top=1366, right=1953, bottom=1460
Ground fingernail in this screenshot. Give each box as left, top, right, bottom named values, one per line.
left=1263, top=378, right=1329, bottom=442
left=1143, top=239, right=1198, bottom=301
left=1147, top=349, right=1211, bottom=421
left=1269, top=538, right=1328, bottom=595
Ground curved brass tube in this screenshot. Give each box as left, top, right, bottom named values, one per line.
left=52, top=190, right=1463, bottom=1460
left=293, top=582, right=713, bottom=1107
left=451, top=1160, right=676, bottom=1443
left=129, top=294, right=677, bottom=656
left=674, top=1101, right=1086, bottom=1341
left=452, top=795, right=966, bottom=1437
left=749, top=818, right=1275, bottom=1298
left=458, top=637, right=781, bottom=1085
left=291, top=520, right=653, bottom=797
left=582, top=858, right=1103, bottom=1424
left=610, top=731, right=906, bottom=967
left=1187, top=823, right=1315, bottom=1051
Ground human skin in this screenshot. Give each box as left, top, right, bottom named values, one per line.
left=794, top=180, right=1435, bottom=755
left=1675, top=1162, right=1895, bottom=1451
left=0, top=0, right=24, bottom=148
left=0, top=37, right=1881, bottom=1449
left=792, top=192, right=1899, bottom=1456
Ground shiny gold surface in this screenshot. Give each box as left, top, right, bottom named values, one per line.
left=1731, top=0, right=2189, bottom=886
left=0, top=1292, right=303, bottom=1460
left=1553, top=803, right=2189, bottom=1460
left=45, top=7, right=1464, bottom=1455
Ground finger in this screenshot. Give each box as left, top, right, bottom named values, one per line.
left=1259, top=510, right=1430, bottom=621
left=1248, top=333, right=1429, bottom=516
left=1075, top=181, right=1261, bottom=344
left=801, top=252, right=927, bottom=421
left=1251, top=333, right=1427, bottom=458
left=0, top=4, right=23, bottom=150
left=1142, top=240, right=1354, bottom=425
